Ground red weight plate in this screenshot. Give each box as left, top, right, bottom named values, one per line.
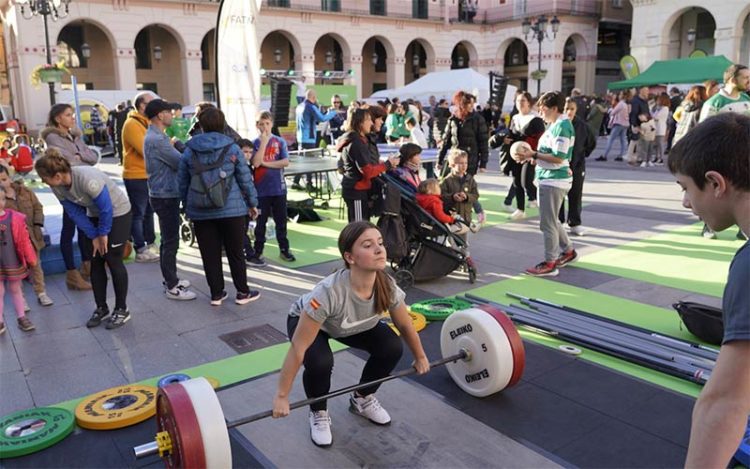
left=157, top=383, right=206, bottom=469
left=477, top=304, right=526, bottom=387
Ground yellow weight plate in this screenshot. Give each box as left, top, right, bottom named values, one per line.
left=75, top=384, right=158, bottom=430
left=203, top=377, right=220, bottom=389
left=383, top=310, right=427, bottom=336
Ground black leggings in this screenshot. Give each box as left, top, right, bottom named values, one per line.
left=287, top=315, right=403, bottom=411
left=81, top=211, right=132, bottom=311
left=505, top=162, right=537, bottom=210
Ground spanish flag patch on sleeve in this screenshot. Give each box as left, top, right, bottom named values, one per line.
left=309, top=298, right=321, bottom=310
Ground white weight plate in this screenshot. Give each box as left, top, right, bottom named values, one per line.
left=180, top=378, right=232, bottom=469
left=440, top=308, right=514, bottom=397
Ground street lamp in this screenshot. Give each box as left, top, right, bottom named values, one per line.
left=273, top=48, right=282, bottom=64
left=457, top=55, right=465, bottom=68
left=523, top=14, right=560, bottom=97
left=17, top=0, right=72, bottom=105
left=325, top=50, right=333, bottom=65
left=81, top=42, right=91, bottom=59
left=153, top=45, right=162, bottom=62
left=372, top=52, right=378, bottom=65
left=412, top=53, right=420, bottom=68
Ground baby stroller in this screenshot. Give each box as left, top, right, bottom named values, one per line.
left=379, top=173, right=476, bottom=289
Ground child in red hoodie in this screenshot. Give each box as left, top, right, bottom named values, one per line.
left=415, top=179, right=468, bottom=235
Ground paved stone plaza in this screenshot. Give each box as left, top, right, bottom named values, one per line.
left=0, top=139, right=728, bottom=466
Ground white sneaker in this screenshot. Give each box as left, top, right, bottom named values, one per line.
left=37, top=292, right=54, bottom=306
left=570, top=225, right=586, bottom=236
left=510, top=209, right=526, bottom=220
left=647, top=161, right=655, bottom=167
left=349, top=394, right=391, bottom=425
left=528, top=200, right=538, bottom=209
left=147, top=243, right=160, bottom=254
left=135, top=248, right=159, bottom=263
left=502, top=203, right=514, bottom=213
left=309, top=410, right=333, bottom=447
left=177, top=279, right=191, bottom=289
left=166, top=286, right=197, bottom=301
left=640, top=161, right=647, bottom=168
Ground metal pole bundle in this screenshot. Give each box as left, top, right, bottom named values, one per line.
left=459, top=293, right=715, bottom=385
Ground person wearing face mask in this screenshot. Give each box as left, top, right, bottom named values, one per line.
left=41, top=103, right=97, bottom=291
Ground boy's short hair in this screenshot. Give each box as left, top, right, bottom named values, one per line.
left=447, top=148, right=468, bottom=166
left=538, top=91, right=566, bottom=113
left=417, top=178, right=440, bottom=195
left=237, top=138, right=253, bottom=149
left=256, top=110, right=273, bottom=123
left=668, top=113, right=749, bottom=191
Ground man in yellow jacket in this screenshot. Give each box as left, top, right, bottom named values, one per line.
left=122, top=91, right=160, bottom=262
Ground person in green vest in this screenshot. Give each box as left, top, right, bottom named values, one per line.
left=165, top=104, right=191, bottom=144
left=699, top=64, right=750, bottom=121
left=698, top=63, right=750, bottom=241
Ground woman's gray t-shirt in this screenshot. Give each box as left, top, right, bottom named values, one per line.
left=51, top=166, right=131, bottom=218
left=290, top=269, right=406, bottom=338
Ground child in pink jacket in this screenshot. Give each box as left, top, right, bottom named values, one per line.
left=0, top=186, right=38, bottom=334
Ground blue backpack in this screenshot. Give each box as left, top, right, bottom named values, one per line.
left=189, top=144, right=234, bottom=209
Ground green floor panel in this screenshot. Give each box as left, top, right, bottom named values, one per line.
left=52, top=341, right=347, bottom=414
left=263, top=188, right=538, bottom=269
left=574, top=222, right=743, bottom=298
left=464, top=276, right=706, bottom=398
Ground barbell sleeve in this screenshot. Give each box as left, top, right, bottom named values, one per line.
left=225, top=350, right=468, bottom=429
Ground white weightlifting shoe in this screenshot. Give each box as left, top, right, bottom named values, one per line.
left=349, top=393, right=391, bottom=425
left=309, top=410, right=333, bottom=447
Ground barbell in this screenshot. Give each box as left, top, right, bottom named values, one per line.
left=133, top=306, right=526, bottom=468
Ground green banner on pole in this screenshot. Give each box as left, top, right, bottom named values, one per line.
left=620, top=55, right=640, bottom=80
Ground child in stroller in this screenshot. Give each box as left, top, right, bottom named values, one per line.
left=415, top=179, right=473, bottom=235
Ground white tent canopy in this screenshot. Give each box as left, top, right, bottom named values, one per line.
left=369, top=68, right=517, bottom=113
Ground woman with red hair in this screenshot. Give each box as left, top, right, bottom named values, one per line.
left=436, top=91, right=489, bottom=177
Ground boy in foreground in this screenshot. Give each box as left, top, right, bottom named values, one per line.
left=667, top=113, right=750, bottom=468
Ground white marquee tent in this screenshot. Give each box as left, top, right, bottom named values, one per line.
left=369, top=68, right=517, bottom=113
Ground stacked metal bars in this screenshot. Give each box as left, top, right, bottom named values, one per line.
left=459, top=293, right=717, bottom=385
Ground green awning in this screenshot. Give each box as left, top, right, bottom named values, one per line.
left=608, top=55, right=733, bottom=90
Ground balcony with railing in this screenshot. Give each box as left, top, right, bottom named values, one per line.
left=478, top=0, right=602, bottom=24
left=260, top=0, right=443, bottom=22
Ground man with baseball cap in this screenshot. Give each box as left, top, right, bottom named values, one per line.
left=143, top=99, right=197, bottom=301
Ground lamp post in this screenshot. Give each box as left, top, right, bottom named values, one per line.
left=17, top=0, right=71, bottom=106
left=522, top=14, right=560, bottom=97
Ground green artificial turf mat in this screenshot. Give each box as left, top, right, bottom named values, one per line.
left=261, top=188, right=538, bottom=268
left=573, top=223, right=743, bottom=298
left=463, top=276, right=708, bottom=398
left=52, top=340, right=347, bottom=414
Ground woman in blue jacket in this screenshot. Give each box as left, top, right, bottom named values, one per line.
left=178, top=108, right=261, bottom=306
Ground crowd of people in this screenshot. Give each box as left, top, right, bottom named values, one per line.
left=0, top=62, right=748, bottom=465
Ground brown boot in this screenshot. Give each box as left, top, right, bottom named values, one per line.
left=66, top=269, right=92, bottom=291
left=79, top=261, right=91, bottom=281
